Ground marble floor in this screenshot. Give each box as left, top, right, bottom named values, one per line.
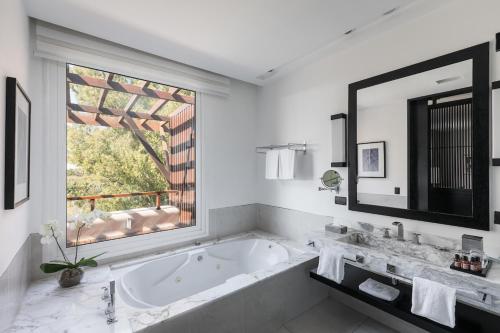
left=277, top=298, right=398, bottom=333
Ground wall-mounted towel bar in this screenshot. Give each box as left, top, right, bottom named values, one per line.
left=256, top=142, right=306, bottom=154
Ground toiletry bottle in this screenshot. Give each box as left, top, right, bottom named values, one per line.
left=471, top=256, right=481, bottom=272
left=461, top=255, right=470, bottom=270
left=454, top=254, right=462, bottom=268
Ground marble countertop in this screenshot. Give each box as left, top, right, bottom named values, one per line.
left=307, top=228, right=500, bottom=315
left=7, top=231, right=317, bottom=333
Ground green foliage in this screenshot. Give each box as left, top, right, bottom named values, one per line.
left=67, top=125, right=167, bottom=212
left=40, top=253, right=103, bottom=273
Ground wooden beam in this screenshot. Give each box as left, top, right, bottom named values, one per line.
left=122, top=113, right=170, bottom=182
left=95, top=73, right=114, bottom=119
left=148, top=99, right=167, bottom=116
left=67, top=103, right=170, bottom=122
left=160, top=126, right=170, bottom=168
left=67, top=110, right=162, bottom=132
left=123, top=81, right=148, bottom=113
left=67, top=72, right=194, bottom=104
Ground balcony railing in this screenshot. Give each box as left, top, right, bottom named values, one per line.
left=67, top=190, right=180, bottom=211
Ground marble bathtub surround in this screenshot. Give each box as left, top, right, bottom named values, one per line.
left=8, top=230, right=327, bottom=332
left=0, top=236, right=31, bottom=332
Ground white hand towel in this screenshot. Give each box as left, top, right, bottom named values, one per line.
left=411, top=277, right=456, bottom=328
left=265, top=150, right=280, bottom=180
left=359, top=278, right=400, bottom=301
left=317, top=247, right=344, bottom=284
left=278, top=149, right=295, bottom=180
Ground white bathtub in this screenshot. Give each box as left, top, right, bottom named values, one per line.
left=117, top=238, right=290, bottom=308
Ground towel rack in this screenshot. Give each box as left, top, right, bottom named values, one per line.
left=256, top=142, right=306, bottom=154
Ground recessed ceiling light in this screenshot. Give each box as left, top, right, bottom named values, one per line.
left=435, top=76, right=462, bottom=85
left=256, top=69, right=276, bottom=80
left=382, top=7, right=398, bottom=16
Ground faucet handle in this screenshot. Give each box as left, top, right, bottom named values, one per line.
left=101, top=286, right=110, bottom=301
left=412, top=233, right=421, bottom=245
left=383, top=228, right=391, bottom=239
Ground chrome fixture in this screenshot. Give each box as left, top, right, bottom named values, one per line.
left=307, top=240, right=315, bottom=248
left=383, top=228, right=391, bottom=239
left=349, top=232, right=366, bottom=244
left=392, top=222, right=404, bottom=241
left=104, top=280, right=117, bottom=325
left=194, top=240, right=201, bottom=246
left=344, top=254, right=364, bottom=264
left=386, top=263, right=408, bottom=280
left=318, top=169, right=343, bottom=194
left=101, top=286, right=110, bottom=301
left=256, top=141, right=307, bottom=154
left=412, top=233, right=421, bottom=245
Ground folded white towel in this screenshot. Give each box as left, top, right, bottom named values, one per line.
left=359, top=278, right=400, bottom=301
left=265, top=150, right=280, bottom=180
left=278, top=149, right=295, bottom=180
left=411, top=277, right=456, bottom=328
left=317, top=247, right=344, bottom=284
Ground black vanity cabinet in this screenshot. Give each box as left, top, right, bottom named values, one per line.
left=347, top=43, right=490, bottom=230
left=311, top=265, right=500, bottom=333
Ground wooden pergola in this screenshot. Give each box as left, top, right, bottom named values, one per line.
left=66, top=71, right=194, bottom=132
left=66, top=68, right=196, bottom=235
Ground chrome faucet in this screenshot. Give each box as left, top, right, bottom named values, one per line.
left=412, top=233, right=421, bottom=245
left=104, top=280, right=117, bottom=324
left=392, top=222, right=404, bottom=241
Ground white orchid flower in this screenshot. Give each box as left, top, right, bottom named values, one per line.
left=40, top=220, right=63, bottom=245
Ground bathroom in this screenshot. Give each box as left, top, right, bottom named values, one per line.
left=2, top=0, right=500, bottom=332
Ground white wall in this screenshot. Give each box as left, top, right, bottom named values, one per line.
left=256, top=0, right=500, bottom=257
left=0, top=0, right=33, bottom=276
left=357, top=102, right=407, bottom=197
left=203, top=81, right=258, bottom=209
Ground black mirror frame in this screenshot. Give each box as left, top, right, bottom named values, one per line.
left=348, top=42, right=490, bottom=231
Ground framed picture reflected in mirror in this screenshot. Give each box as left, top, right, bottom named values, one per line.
left=357, top=141, right=385, bottom=178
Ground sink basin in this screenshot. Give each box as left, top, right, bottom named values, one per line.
left=337, top=232, right=453, bottom=267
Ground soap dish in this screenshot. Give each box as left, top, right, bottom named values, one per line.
left=449, top=260, right=492, bottom=277
left=359, top=278, right=400, bottom=302
left=325, top=223, right=347, bottom=234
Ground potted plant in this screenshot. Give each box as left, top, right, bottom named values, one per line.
left=39, top=211, right=106, bottom=288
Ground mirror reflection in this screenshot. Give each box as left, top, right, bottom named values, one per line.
left=356, top=59, right=473, bottom=216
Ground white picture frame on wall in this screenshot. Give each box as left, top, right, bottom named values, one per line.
left=357, top=141, right=386, bottom=178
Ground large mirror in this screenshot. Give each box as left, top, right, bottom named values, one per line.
left=348, top=43, right=490, bottom=230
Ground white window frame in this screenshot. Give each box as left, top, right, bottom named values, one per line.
left=40, top=60, right=208, bottom=263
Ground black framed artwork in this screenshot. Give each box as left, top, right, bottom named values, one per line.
left=357, top=141, right=386, bottom=178
left=4, top=77, right=31, bottom=209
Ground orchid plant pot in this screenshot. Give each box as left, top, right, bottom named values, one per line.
left=58, top=268, right=84, bottom=288
left=39, top=215, right=106, bottom=289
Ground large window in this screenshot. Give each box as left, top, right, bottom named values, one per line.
left=66, top=64, right=196, bottom=246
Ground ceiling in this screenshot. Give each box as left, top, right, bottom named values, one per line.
left=25, top=0, right=429, bottom=85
